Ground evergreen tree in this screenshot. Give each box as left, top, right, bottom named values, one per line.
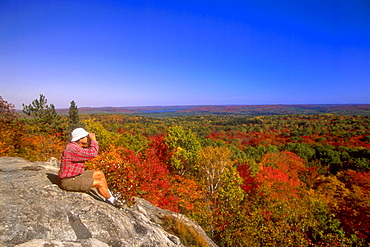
left=22, top=94, right=64, bottom=134
left=68, top=100, right=82, bottom=130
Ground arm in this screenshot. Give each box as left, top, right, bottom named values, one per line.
left=69, top=140, right=99, bottom=162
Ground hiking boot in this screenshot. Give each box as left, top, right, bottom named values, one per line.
left=107, top=199, right=126, bottom=209
left=112, top=192, right=124, bottom=201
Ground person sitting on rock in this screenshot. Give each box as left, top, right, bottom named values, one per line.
left=59, top=127, right=123, bottom=207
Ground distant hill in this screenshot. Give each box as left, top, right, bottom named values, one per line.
left=54, top=104, right=370, bottom=117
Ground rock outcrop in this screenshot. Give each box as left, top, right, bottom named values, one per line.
left=0, top=157, right=217, bottom=247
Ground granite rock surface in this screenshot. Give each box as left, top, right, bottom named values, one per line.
left=0, top=157, right=217, bottom=247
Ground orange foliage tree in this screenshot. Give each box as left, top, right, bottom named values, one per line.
left=337, top=170, right=370, bottom=242
left=0, top=96, right=22, bottom=156
left=19, top=134, right=66, bottom=162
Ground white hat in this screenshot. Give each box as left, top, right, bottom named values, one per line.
left=71, top=128, right=89, bottom=142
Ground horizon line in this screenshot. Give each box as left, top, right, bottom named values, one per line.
left=14, top=103, right=370, bottom=111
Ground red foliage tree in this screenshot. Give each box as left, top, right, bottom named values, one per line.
left=236, top=164, right=257, bottom=193
left=87, top=146, right=179, bottom=212
left=258, top=151, right=307, bottom=191
left=337, top=170, right=370, bottom=241
left=148, top=134, right=171, bottom=165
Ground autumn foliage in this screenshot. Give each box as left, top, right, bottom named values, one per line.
left=1, top=95, right=370, bottom=246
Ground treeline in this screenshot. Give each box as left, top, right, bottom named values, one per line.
left=0, top=95, right=80, bottom=161
left=50, top=104, right=370, bottom=117
left=1, top=95, right=370, bottom=246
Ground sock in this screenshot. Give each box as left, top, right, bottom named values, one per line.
left=107, top=196, right=115, bottom=204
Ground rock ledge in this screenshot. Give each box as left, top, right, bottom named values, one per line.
left=0, top=157, right=217, bottom=247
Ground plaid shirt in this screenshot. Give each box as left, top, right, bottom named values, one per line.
left=59, top=140, right=99, bottom=178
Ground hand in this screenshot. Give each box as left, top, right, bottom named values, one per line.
left=89, top=133, right=96, bottom=141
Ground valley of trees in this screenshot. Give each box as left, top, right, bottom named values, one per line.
left=1, top=95, right=370, bottom=246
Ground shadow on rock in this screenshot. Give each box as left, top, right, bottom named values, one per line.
left=46, top=173, right=60, bottom=185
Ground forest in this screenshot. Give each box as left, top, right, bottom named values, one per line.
left=53, top=104, right=370, bottom=117
left=1, top=95, right=370, bottom=246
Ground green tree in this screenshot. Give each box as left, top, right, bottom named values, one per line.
left=68, top=100, right=82, bottom=130
left=284, top=143, right=316, bottom=162
left=244, top=145, right=279, bottom=163
left=165, top=126, right=201, bottom=176
left=314, top=144, right=342, bottom=174
left=83, top=119, right=115, bottom=151
left=22, top=94, right=65, bottom=134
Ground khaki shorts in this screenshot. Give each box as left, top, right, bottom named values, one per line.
left=60, top=170, right=94, bottom=192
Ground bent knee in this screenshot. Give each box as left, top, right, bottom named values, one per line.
left=92, top=179, right=104, bottom=188
left=93, top=170, right=105, bottom=178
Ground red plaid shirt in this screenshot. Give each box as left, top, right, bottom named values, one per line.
left=59, top=141, right=99, bottom=178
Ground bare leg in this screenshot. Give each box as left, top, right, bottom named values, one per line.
left=92, top=170, right=112, bottom=199
left=93, top=170, right=109, bottom=188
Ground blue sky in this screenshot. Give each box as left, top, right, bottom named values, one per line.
left=1, top=0, right=369, bottom=109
